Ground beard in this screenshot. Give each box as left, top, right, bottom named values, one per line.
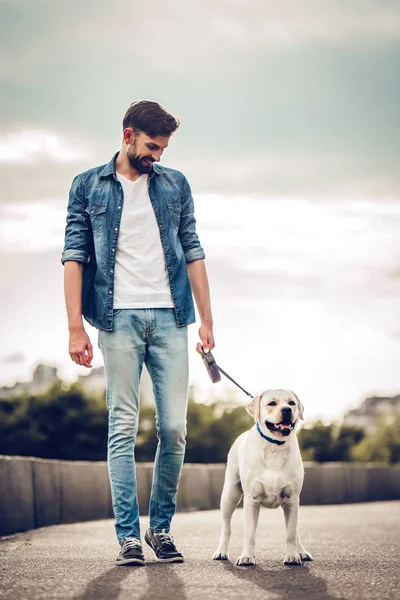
left=127, top=149, right=154, bottom=174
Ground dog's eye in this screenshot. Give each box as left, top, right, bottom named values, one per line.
left=268, top=401, right=277, bottom=406
left=288, top=400, right=296, bottom=406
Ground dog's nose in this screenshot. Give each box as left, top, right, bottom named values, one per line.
left=281, top=406, right=292, bottom=416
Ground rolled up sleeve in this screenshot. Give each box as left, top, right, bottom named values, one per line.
left=178, top=177, right=205, bottom=264
left=61, top=175, right=91, bottom=265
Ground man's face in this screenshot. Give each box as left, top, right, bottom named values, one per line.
left=124, top=129, right=170, bottom=174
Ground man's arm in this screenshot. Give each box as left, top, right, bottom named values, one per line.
left=62, top=174, right=93, bottom=368
left=64, top=261, right=93, bottom=368
left=187, top=259, right=215, bottom=353
left=178, top=176, right=206, bottom=264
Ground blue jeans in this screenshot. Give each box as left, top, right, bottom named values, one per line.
left=98, top=308, right=189, bottom=544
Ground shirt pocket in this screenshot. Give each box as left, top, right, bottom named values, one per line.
left=166, top=199, right=181, bottom=232
left=85, top=204, right=107, bottom=236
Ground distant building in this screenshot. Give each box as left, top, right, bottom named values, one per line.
left=0, top=364, right=59, bottom=398
left=0, top=362, right=154, bottom=406
left=343, top=395, right=400, bottom=433
left=78, top=367, right=106, bottom=396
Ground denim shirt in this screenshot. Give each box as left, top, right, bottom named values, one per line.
left=61, top=152, right=205, bottom=331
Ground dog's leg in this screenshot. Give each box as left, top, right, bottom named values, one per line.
left=236, top=497, right=260, bottom=566
left=212, top=479, right=242, bottom=561
left=282, top=498, right=302, bottom=565
left=297, top=533, right=313, bottom=562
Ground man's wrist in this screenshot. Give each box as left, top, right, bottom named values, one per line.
left=68, top=321, right=84, bottom=332
left=201, top=317, right=213, bottom=327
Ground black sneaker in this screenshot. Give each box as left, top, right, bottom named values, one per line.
left=116, top=537, right=145, bottom=566
left=144, top=528, right=184, bottom=563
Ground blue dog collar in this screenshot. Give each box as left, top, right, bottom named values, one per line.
left=256, top=421, right=286, bottom=445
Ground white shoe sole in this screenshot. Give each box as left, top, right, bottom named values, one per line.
left=116, top=556, right=145, bottom=566
left=147, top=548, right=184, bottom=563
left=154, top=555, right=184, bottom=563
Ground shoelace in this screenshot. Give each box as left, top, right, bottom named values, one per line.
left=124, top=537, right=142, bottom=550
left=158, top=531, right=175, bottom=547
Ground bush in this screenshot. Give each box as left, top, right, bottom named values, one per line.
left=0, top=385, right=252, bottom=463
left=1, top=384, right=398, bottom=464
left=0, top=382, right=108, bottom=461
left=298, top=421, right=365, bottom=462
left=351, top=417, right=400, bottom=464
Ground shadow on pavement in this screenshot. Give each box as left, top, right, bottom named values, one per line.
left=74, top=563, right=186, bottom=600
left=74, top=558, right=342, bottom=600
left=221, top=561, right=345, bottom=600
left=138, top=563, right=186, bottom=600
left=73, top=566, right=135, bottom=600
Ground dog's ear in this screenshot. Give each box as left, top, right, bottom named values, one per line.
left=245, top=392, right=263, bottom=422
left=290, top=391, right=304, bottom=420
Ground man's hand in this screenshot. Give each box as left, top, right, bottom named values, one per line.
left=196, top=319, right=215, bottom=355
left=69, top=326, right=93, bottom=368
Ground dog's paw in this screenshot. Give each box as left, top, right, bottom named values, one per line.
left=283, top=552, right=303, bottom=566
left=236, top=554, right=256, bottom=567
left=300, top=551, right=313, bottom=562
left=212, top=550, right=228, bottom=561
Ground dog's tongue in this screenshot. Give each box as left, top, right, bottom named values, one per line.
left=279, top=423, right=291, bottom=429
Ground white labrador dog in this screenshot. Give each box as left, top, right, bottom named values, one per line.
left=212, top=389, right=313, bottom=566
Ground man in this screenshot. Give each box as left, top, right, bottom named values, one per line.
left=61, top=100, right=214, bottom=566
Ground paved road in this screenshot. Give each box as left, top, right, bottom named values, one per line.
left=0, top=502, right=399, bottom=600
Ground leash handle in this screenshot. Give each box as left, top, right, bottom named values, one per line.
left=200, top=348, right=254, bottom=399
left=201, top=348, right=221, bottom=383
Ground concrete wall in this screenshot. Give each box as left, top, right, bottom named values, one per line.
left=1, top=455, right=399, bottom=537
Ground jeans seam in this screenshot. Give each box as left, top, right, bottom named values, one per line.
left=147, top=359, right=161, bottom=530
left=107, top=414, right=122, bottom=539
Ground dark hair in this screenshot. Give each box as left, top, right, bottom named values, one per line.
left=122, top=100, right=180, bottom=138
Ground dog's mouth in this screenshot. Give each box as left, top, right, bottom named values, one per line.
left=265, top=420, right=296, bottom=436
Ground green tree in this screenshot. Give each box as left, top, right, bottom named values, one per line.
left=298, top=421, right=336, bottom=462
left=298, top=422, right=365, bottom=462
left=0, top=383, right=108, bottom=460
left=333, top=425, right=365, bottom=461
left=134, top=399, right=252, bottom=463
left=351, top=417, right=400, bottom=464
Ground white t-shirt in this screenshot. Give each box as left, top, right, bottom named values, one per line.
left=113, top=172, right=174, bottom=309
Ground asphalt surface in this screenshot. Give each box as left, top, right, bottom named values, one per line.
left=0, top=502, right=399, bottom=600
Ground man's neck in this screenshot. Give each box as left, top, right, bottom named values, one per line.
left=115, top=149, right=142, bottom=182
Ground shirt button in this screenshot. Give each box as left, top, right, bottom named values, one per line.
left=112, top=248, right=115, bottom=252
left=110, top=269, right=113, bottom=274
left=117, top=206, right=121, bottom=210
left=109, top=290, right=113, bottom=295
left=90, top=210, right=94, bottom=215
left=114, top=227, right=118, bottom=231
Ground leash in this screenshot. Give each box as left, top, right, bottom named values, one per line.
left=200, top=348, right=286, bottom=445
left=200, top=348, right=254, bottom=398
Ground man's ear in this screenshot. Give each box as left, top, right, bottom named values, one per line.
left=290, top=391, right=304, bottom=420
left=245, top=392, right=263, bottom=422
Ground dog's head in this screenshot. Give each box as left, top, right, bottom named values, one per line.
left=246, top=389, right=304, bottom=440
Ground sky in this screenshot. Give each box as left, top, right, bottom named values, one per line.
left=0, top=0, right=399, bottom=421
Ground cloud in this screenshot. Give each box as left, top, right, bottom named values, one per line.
left=1, top=192, right=400, bottom=417
left=0, top=200, right=67, bottom=252
left=0, top=130, right=92, bottom=164
left=0, top=352, right=25, bottom=364
left=1, top=2, right=400, bottom=79
left=0, top=1, right=399, bottom=198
